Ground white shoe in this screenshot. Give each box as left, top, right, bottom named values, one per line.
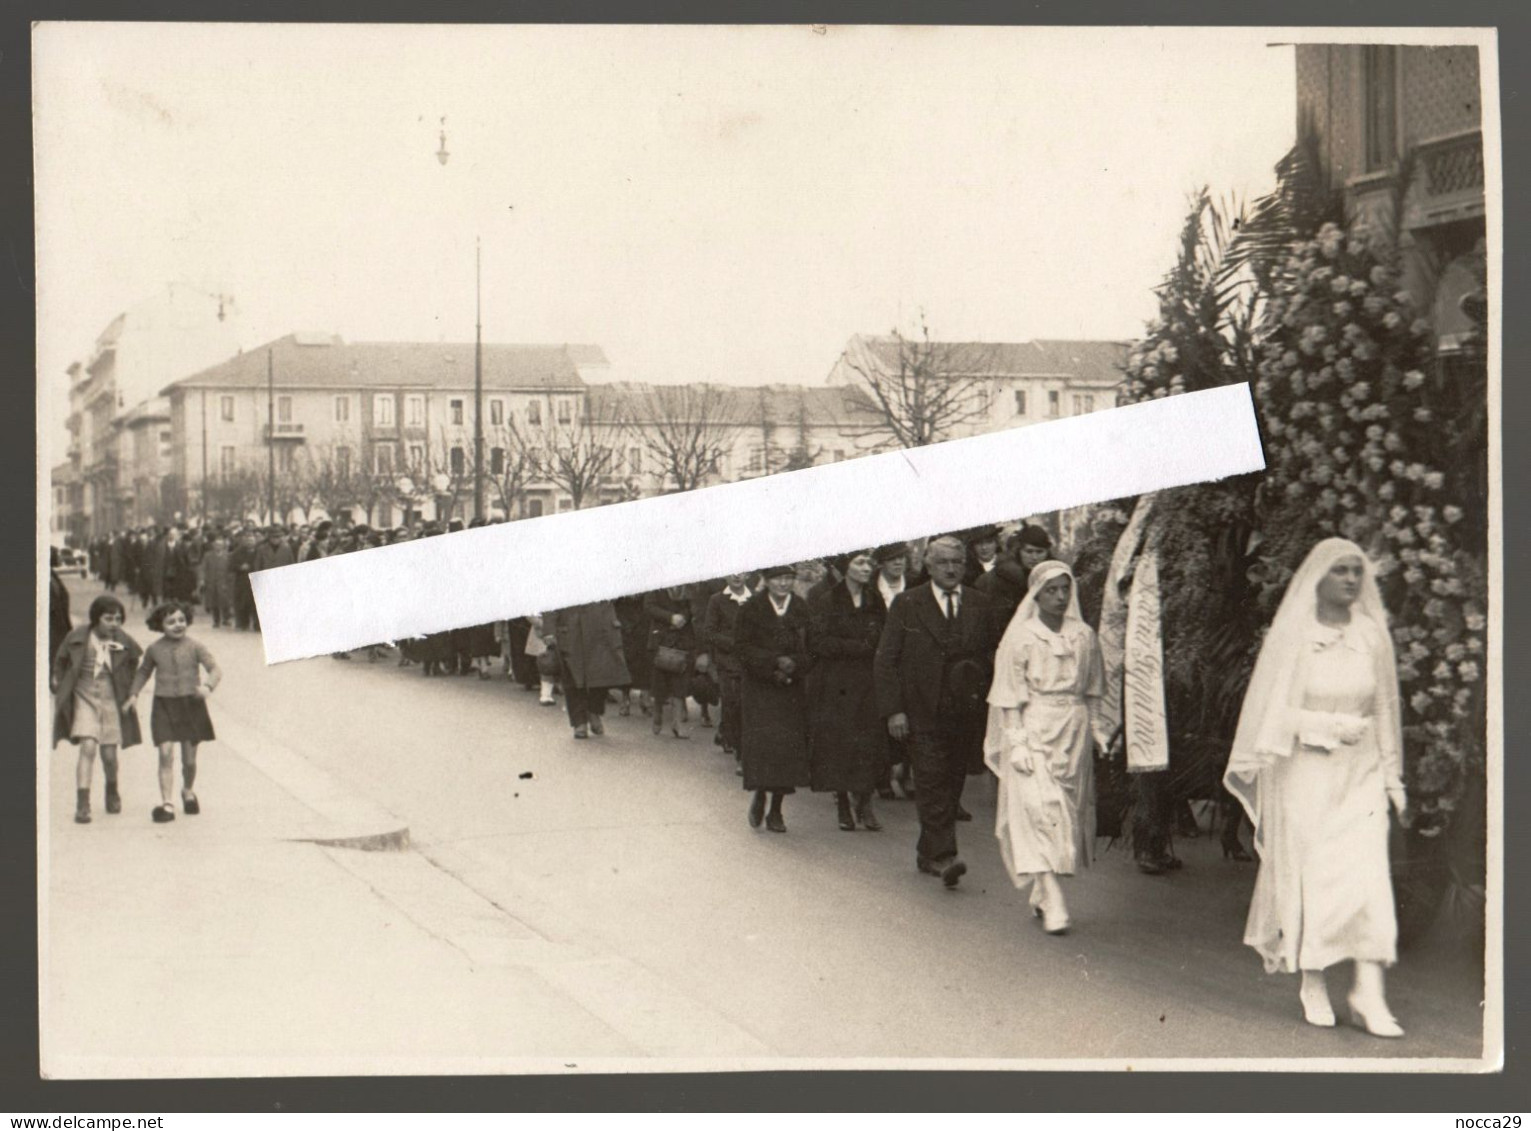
left=1347, top=992, right=1403, bottom=1038
left=1300, top=981, right=1336, bottom=1028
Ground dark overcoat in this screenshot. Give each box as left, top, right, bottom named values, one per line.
left=701, top=588, right=751, bottom=677
left=51, top=624, right=144, bottom=748
left=736, top=592, right=814, bottom=792
left=972, top=552, right=1028, bottom=627
left=48, top=571, right=72, bottom=666
left=807, top=581, right=887, bottom=794
left=107, top=538, right=126, bottom=587
left=546, top=602, right=631, bottom=690
left=201, top=547, right=234, bottom=612
left=612, top=596, right=650, bottom=688
left=873, top=583, right=1000, bottom=771
left=643, top=588, right=697, bottom=657
left=141, top=538, right=167, bottom=599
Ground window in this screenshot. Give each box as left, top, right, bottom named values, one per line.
left=1363, top=45, right=1398, bottom=173
left=528, top=498, right=544, bottom=518
left=450, top=446, right=465, bottom=476
left=220, top=395, right=235, bottom=422
left=278, top=445, right=295, bottom=472
left=1047, top=390, right=1060, bottom=418
left=747, top=447, right=765, bottom=474
left=374, top=442, right=396, bottom=475
left=1084, top=394, right=1095, bottom=414
left=378, top=501, right=393, bottom=527
left=557, top=399, right=573, bottom=425
left=1014, top=389, right=1027, bottom=416
left=277, top=396, right=293, bottom=423
left=489, top=399, right=504, bottom=426
left=490, top=447, right=505, bottom=475
left=450, top=399, right=464, bottom=426
left=405, top=395, right=425, bottom=427
left=408, top=443, right=425, bottom=470
left=219, top=446, right=236, bottom=480
left=1072, top=394, right=1097, bottom=416
left=558, top=498, right=574, bottom=513
left=629, top=447, right=642, bottom=475
left=334, top=396, right=350, bottom=422
left=374, top=396, right=395, bottom=426
left=336, top=446, right=351, bottom=478
left=527, top=400, right=542, bottom=426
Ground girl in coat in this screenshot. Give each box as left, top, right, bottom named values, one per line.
left=51, top=594, right=143, bottom=824
left=128, top=601, right=222, bottom=823
left=1224, top=538, right=1407, bottom=1038
left=982, top=561, right=1104, bottom=935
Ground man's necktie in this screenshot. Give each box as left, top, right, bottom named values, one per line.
left=944, top=590, right=956, bottom=620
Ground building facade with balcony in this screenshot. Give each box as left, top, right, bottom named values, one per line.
left=1295, top=43, right=1485, bottom=346
left=162, top=334, right=596, bottom=525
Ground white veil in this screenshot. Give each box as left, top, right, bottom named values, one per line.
left=983, top=560, right=1083, bottom=768
left=1223, top=537, right=1402, bottom=848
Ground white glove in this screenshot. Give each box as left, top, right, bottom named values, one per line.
left=1387, top=786, right=1408, bottom=822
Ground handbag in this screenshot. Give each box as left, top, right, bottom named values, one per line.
left=653, top=645, right=690, bottom=674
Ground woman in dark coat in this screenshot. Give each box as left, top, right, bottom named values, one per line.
left=737, top=564, right=815, bottom=833
left=613, top=594, right=652, bottom=717
left=701, top=574, right=755, bottom=762
left=543, top=601, right=632, bottom=739
left=106, top=535, right=126, bottom=592
left=808, top=550, right=888, bottom=832
left=52, top=594, right=143, bottom=823
left=644, top=586, right=698, bottom=739
left=200, top=533, right=234, bottom=627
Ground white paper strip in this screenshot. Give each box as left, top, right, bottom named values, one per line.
left=252, top=383, right=1265, bottom=663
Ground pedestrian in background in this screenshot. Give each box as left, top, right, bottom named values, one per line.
left=808, top=550, right=888, bottom=832
left=1224, top=538, right=1407, bottom=1038
left=644, top=585, right=697, bottom=739
left=231, top=529, right=259, bottom=630
left=199, top=531, right=234, bottom=628
left=702, top=573, right=754, bottom=765
left=737, top=564, right=814, bottom=833
left=51, top=594, right=143, bottom=824
left=129, top=600, right=222, bottom=823
left=543, top=601, right=631, bottom=739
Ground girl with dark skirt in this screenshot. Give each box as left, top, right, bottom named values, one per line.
left=736, top=564, right=815, bottom=832
left=52, top=595, right=143, bottom=824
left=128, top=601, right=222, bottom=823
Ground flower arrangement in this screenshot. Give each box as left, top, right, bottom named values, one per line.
left=1252, top=224, right=1487, bottom=833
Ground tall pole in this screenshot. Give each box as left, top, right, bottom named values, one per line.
left=267, top=348, right=276, bottom=524
left=200, top=388, right=208, bottom=522
left=473, top=235, right=484, bottom=521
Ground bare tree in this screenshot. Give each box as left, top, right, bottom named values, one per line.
left=836, top=310, right=998, bottom=449
left=533, top=401, right=619, bottom=511
left=487, top=418, right=537, bottom=519
left=307, top=443, right=362, bottom=522
left=429, top=426, right=476, bottom=524
left=780, top=387, right=822, bottom=471
left=203, top=466, right=263, bottom=524
left=614, top=383, right=744, bottom=493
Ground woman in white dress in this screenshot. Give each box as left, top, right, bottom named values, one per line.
left=1224, top=538, right=1407, bottom=1037
left=983, top=560, right=1104, bottom=935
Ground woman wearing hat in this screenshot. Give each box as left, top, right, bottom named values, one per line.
left=808, top=550, right=888, bottom=831
left=736, top=564, right=815, bottom=832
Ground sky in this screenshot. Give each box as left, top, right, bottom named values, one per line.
left=34, top=24, right=1300, bottom=453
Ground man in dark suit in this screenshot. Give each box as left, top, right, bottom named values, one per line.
left=874, top=535, right=1001, bottom=887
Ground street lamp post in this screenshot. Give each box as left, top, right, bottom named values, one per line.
left=267, top=347, right=276, bottom=524
left=474, top=237, right=484, bottom=521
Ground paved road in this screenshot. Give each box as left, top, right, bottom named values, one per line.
left=45, top=577, right=1487, bottom=1070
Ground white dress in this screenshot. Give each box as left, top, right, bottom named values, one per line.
left=1243, top=618, right=1398, bottom=973
left=986, top=618, right=1104, bottom=885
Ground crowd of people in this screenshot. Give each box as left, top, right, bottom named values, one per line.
left=53, top=516, right=1411, bottom=1038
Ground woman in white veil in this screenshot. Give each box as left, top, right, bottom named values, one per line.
left=1224, top=537, right=1406, bottom=1037
left=983, top=560, right=1104, bottom=934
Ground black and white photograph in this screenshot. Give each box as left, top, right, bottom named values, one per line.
left=33, top=22, right=1499, bottom=1077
